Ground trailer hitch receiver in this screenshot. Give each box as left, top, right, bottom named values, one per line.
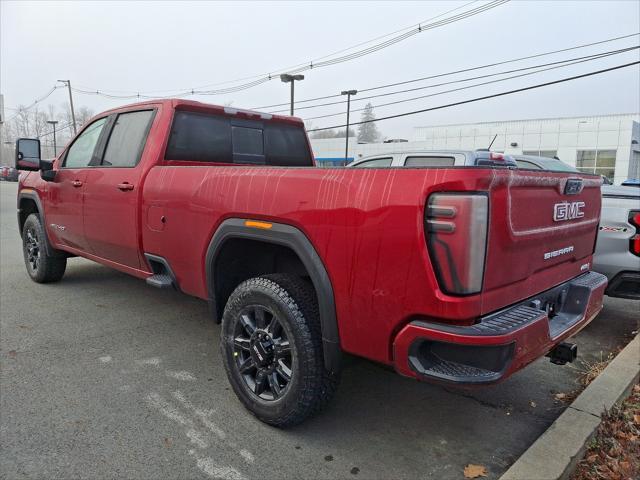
left=546, top=342, right=577, bottom=365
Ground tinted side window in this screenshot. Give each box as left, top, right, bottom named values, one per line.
left=64, top=118, right=107, bottom=168
left=102, top=110, right=154, bottom=167
left=166, top=111, right=232, bottom=162
left=404, top=156, right=455, bottom=167
left=352, top=157, right=393, bottom=167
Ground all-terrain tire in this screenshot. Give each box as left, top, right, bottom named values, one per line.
left=220, top=273, right=339, bottom=427
left=22, top=213, right=67, bottom=283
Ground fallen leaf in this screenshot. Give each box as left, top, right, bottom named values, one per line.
left=633, top=414, right=640, bottom=425
left=555, top=393, right=567, bottom=400
left=7, top=350, right=17, bottom=359
left=633, top=384, right=640, bottom=393
left=463, top=464, right=488, bottom=479
left=164, top=437, right=172, bottom=448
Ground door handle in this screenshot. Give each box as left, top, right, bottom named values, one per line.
left=72, top=180, right=83, bottom=187
left=117, top=182, right=135, bottom=191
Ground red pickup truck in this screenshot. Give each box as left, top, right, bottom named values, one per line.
left=15, top=99, right=607, bottom=427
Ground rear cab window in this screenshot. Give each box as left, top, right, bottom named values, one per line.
left=165, top=111, right=312, bottom=166
left=404, top=156, right=455, bottom=167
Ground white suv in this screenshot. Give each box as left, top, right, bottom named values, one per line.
left=347, top=150, right=517, bottom=168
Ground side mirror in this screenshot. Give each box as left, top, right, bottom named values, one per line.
left=15, top=138, right=41, bottom=171
left=40, top=159, right=56, bottom=182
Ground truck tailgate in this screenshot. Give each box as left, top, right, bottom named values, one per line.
left=481, top=171, right=602, bottom=313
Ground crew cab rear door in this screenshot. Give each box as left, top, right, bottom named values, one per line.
left=480, top=171, right=601, bottom=312
left=82, top=109, right=156, bottom=269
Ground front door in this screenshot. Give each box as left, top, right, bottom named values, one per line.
left=83, top=110, right=155, bottom=270
left=45, top=117, right=108, bottom=251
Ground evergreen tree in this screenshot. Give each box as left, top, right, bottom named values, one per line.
left=357, top=103, right=380, bottom=143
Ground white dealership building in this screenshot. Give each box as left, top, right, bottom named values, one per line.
left=310, top=113, right=640, bottom=184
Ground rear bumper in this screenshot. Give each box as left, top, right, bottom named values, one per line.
left=393, top=271, right=607, bottom=385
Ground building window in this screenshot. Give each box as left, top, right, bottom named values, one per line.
left=522, top=149, right=557, bottom=158
left=576, top=149, right=616, bottom=179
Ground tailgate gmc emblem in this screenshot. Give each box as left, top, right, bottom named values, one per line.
left=553, top=202, right=585, bottom=222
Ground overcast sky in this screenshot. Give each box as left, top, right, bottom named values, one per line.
left=2, top=0, right=639, bottom=138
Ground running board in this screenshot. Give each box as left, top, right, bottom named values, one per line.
left=146, top=273, right=174, bottom=289
left=144, top=253, right=178, bottom=291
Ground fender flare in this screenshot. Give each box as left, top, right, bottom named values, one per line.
left=17, top=190, right=61, bottom=257
left=205, top=218, right=342, bottom=372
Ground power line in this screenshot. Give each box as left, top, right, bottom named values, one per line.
left=306, top=61, right=640, bottom=132
left=301, top=46, right=639, bottom=120
left=252, top=32, right=640, bottom=110
left=75, top=0, right=483, bottom=96
left=267, top=46, right=638, bottom=115
left=38, top=121, right=74, bottom=139
left=69, top=0, right=508, bottom=99
left=5, top=86, right=62, bottom=122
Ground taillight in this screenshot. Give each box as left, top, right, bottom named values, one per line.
left=629, top=211, right=640, bottom=257
left=425, top=193, right=489, bottom=295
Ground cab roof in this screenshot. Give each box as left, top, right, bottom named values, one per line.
left=99, top=98, right=304, bottom=126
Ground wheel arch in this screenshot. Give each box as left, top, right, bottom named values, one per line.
left=17, top=191, right=60, bottom=257
left=206, top=218, right=342, bottom=372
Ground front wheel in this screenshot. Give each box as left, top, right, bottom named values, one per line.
left=220, top=274, right=339, bottom=427
left=22, top=213, right=67, bottom=283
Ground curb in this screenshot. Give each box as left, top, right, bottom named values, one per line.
left=500, top=334, right=639, bottom=480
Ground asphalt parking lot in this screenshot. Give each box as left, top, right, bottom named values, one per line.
left=0, top=180, right=637, bottom=480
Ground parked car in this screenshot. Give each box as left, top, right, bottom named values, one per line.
left=347, top=149, right=517, bottom=167
left=593, top=185, right=640, bottom=300
left=15, top=99, right=606, bottom=427
left=621, top=178, right=640, bottom=187
left=512, top=154, right=578, bottom=172
left=0, top=166, right=19, bottom=182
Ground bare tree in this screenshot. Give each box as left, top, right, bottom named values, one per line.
left=3, top=103, right=95, bottom=159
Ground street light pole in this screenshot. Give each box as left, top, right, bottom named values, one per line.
left=47, top=120, right=59, bottom=157
left=57, top=80, right=77, bottom=135
left=280, top=74, right=305, bottom=116
left=341, top=90, right=357, bottom=163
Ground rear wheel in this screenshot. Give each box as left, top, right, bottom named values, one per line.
left=220, top=274, right=339, bottom=427
left=22, top=213, right=66, bottom=283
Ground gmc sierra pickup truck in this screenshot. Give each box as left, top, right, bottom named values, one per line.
left=15, top=99, right=607, bottom=427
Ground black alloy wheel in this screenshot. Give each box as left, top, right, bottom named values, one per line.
left=220, top=274, right=339, bottom=427
left=21, top=213, right=67, bottom=283
left=232, top=304, right=293, bottom=401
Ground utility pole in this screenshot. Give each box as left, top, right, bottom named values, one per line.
left=279, top=74, right=304, bottom=116
left=47, top=120, right=59, bottom=157
left=57, top=80, right=77, bottom=135
left=341, top=90, right=357, bottom=163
